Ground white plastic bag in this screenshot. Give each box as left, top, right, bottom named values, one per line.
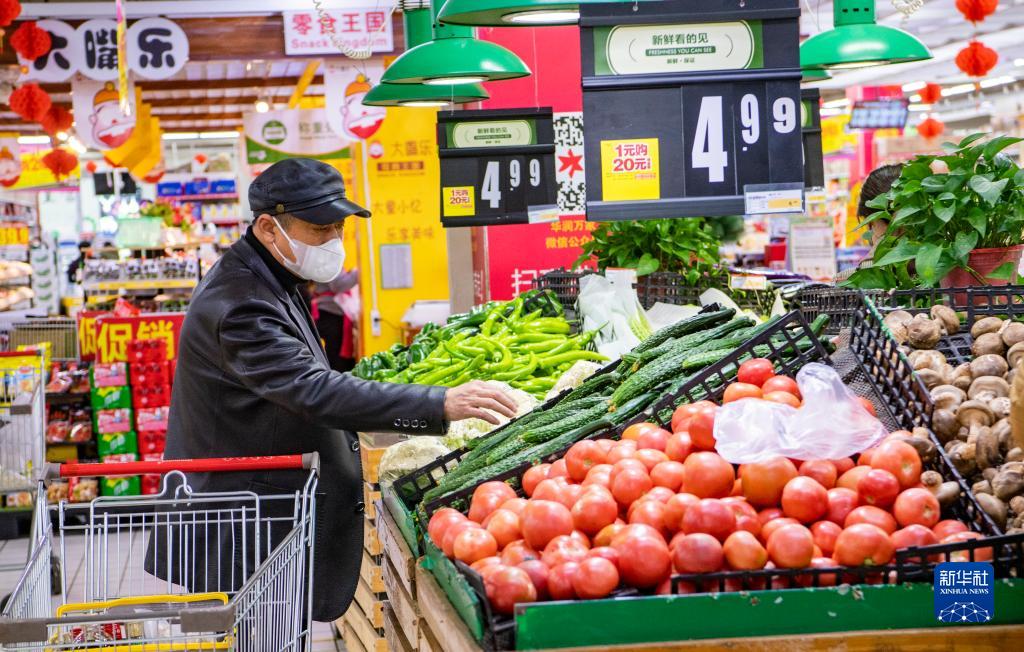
left=577, top=274, right=652, bottom=360
left=713, top=363, right=888, bottom=463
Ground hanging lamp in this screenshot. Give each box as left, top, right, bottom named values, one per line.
left=802, top=68, right=833, bottom=82
left=800, top=0, right=931, bottom=70
left=437, top=0, right=604, bottom=26
left=381, top=0, right=530, bottom=85
left=365, top=2, right=489, bottom=106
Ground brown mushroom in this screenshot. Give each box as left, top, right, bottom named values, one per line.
left=1009, top=496, right=1024, bottom=516
left=993, top=467, right=1024, bottom=502
left=958, top=400, right=995, bottom=433
left=968, top=376, right=1011, bottom=401
left=908, top=315, right=943, bottom=349
left=935, top=481, right=961, bottom=507
left=931, top=304, right=960, bottom=335
left=949, top=441, right=979, bottom=477
left=973, top=479, right=994, bottom=495
left=912, top=426, right=931, bottom=440
left=972, top=332, right=1006, bottom=358
left=992, top=418, right=1014, bottom=452
left=883, top=310, right=913, bottom=344
left=908, top=349, right=949, bottom=372
left=972, top=316, right=1005, bottom=339
left=1008, top=342, right=1024, bottom=371
left=976, top=427, right=1003, bottom=470
left=951, top=363, right=973, bottom=391
left=890, top=434, right=938, bottom=463
left=1003, top=322, right=1024, bottom=348
left=977, top=493, right=1008, bottom=529
left=971, top=354, right=1009, bottom=379
left=991, top=397, right=1012, bottom=421
left=931, top=385, right=966, bottom=411
left=932, top=409, right=961, bottom=443
left=921, top=470, right=943, bottom=490
left=983, top=467, right=998, bottom=482
left=917, top=368, right=948, bottom=389
left=1009, top=447, right=1024, bottom=463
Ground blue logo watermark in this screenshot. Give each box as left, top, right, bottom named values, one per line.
left=934, top=562, right=994, bottom=623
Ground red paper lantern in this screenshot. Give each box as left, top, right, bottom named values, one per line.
left=85, top=160, right=97, bottom=173
left=193, top=153, right=207, bottom=165
left=956, top=40, right=999, bottom=78
left=7, top=82, right=51, bottom=122
left=917, top=117, right=945, bottom=140
left=919, top=83, right=942, bottom=105
left=956, top=0, right=998, bottom=23
left=0, top=0, right=21, bottom=28
left=10, top=21, right=51, bottom=61
left=40, top=104, right=72, bottom=135
left=41, top=147, right=77, bottom=179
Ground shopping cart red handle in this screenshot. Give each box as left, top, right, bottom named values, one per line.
left=44, top=453, right=320, bottom=479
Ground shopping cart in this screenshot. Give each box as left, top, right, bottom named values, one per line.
left=0, top=454, right=320, bottom=651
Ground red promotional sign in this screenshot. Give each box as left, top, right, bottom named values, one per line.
left=76, top=310, right=106, bottom=362
left=93, top=313, right=185, bottom=363
left=474, top=26, right=592, bottom=301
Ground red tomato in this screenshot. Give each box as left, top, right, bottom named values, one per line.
left=454, top=528, right=498, bottom=565
left=606, top=440, right=638, bottom=465
left=521, top=500, right=574, bottom=550
left=635, top=449, right=670, bottom=472
left=571, top=491, right=618, bottom=537
left=522, top=464, right=552, bottom=498
left=582, top=464, right=613, bottom=488
left=573, top=557, right=620, bottom=600
left=794, top=557, right=839, bottom=587
left=442, top=520, right=481, bottom=558
left=856, top=396, right=877, bottom=417
left=893, top=488, right=941, bottom=528
left=734, top=513, right=762, bottom=538
left=485, top=565, right=537, bottom=615
left=759, top=517, right=800, bottom=545
left=501, top=540, right=539, bottom=566
left=517, top=559, right=549, bottom=600
left=428, top=508, right=467, bottom=548
left=837, top=465, right=872, bottom=492
left=834, top=523, right=894, bottom=566
left=757, top=507, right=785, bottom=526
left=629, top=500, right=669, bottom=538
left=891, top=524, right=939, bottom=563
left=845, top=505, right=898, bottom=535
left=942, top=532, right=993, bottom=562
left=723, top=382, right=763, bottom=403
left=595, top=439, right=615, bottom=453
left=532, top=477, right=569, bottom=503
left=683, top=452, right=735, bottom=499
left=637, top=427, right=671, bottom=452
left=613, top=530, right=672, bottom=588
left=799, top=460, right=838, bottom=489
left=486, top=509, right=522, bottom=550
left=737, top=358, right=776, bottom=387
left=611, top=467, right=654, bottom=508
left=649, top=461, right=686, bottom=491
left=470, top=556, right=503, bottom=581
left=587, top=546, right=620, bottom=568
left=682, top=498, right=737, bottom=542
left=547, top=562, right=580, bottom=600
left=542, top=535, right=589, bottom=567
left=671, top=532, right=724, bottom=573
left=687, top=406, right=718, bottom=451
left=593, top=523, right=627, bottom=548
left=723, top=530, right=768, bottom=570
left=870, top=440, right=923, bottom=490
left=565, top=440, right=608, bottom=483
left=858, top=447, right=877, bottom=467
left=501, top=498, right=528, bottom=518
left=548, top=458, right=570, bottom=479
left=469, top=481, right=516, bottom=523
left=641, top=486, right=676, bottom=504
left=832, top=458, right=856, bottom=475
left=740, top=457, right=799, bottom=508
left=665, top=432, right=693, bottom=463
left=670, top=401, right=717, bottom=434
left=663, top=493, right=700, bottom=533
left=825, top=488, right=860, bottom=526
left=767, top=523, right=815, bottom=568
left=570, top=529, right=591, bottom=549
left=609, top=459, right=648, bottom=485
left=933, top=520, right=969, bottom=540
left=721, top=496, right=757, bottom=516
left=761, top=375, right=801, bottom=399
left=763, top=391, right=802, bottom=408
left=622, top=422, right=661, bottom=442
left=810, top=521, right=843, bottom=557
left=857, top=468, right=901, bottom=508
left=781, top=476, right=829, bottom=524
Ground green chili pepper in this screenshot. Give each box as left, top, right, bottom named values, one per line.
left=417, top=359, right=468, bottom=386
left=491, top=353, right=539, bottom=381
left=441, top=354, right=484, bottom=387
left=538, top=350, right=608, bottom=369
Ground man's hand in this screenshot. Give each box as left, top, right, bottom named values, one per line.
left=445, top=380, right=518, bottom=425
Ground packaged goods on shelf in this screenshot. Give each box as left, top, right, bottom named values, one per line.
left=68, top=477, right=98, bottom=503
left=92, top=363, right=128, bottom=388
left=96, top=409, right=133, bottom=435
left=98, top=431, right=138, bottom=458
left=100, top=453, right=141, bottom=497
left=91, top=385, right=132, bottom=410
left=135, top=407, right=168, bottom=433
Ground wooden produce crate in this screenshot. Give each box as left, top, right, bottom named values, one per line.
left=377, top=499, right=417, bottom=599
left=383, top=554, right=420, bottom=650
left=358, top=431, right=409, bottom=484
left=366, top=521, right=383, bottom=556
left=364, top=481, right=382, bottom=522
left=417, top=622, right=443, bottom=652
left=384, top=601, right=416, bottom=652
left=338, top=593, right=387, bottom=652
left=415, top=563, right=480, bottom=652
left=351, top=576, right=385, bottom=630
left=361, top=549, right=386, bottom=595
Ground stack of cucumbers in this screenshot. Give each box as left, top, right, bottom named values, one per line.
left=418, top=307, right=831, bottom=506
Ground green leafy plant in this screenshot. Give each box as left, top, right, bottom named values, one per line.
left=845, top=133, right=1024, bottom=289
left=573, top=218, right=728, bottom=286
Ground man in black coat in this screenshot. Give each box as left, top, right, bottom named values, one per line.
left=152, top=158, right=516, bottom=623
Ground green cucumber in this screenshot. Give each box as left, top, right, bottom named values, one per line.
left=520, top=401, right=611, bottom=445
left=631, top=308, right=735, bottom=355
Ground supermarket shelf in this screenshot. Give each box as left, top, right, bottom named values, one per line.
left=45, top=392, right=89, bottom=405
left=159, top=193, right=239, bottom=201
left=89, top=239, right=215, bottom=253
left=83, top=278, right=198, bottom=291
left=206, top=219, right=247, bottom=226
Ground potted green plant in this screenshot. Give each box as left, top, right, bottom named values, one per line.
left=844, top=133, right=1024, bottom=289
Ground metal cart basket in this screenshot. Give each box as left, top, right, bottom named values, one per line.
left=0, top=454, right=319, bottom=651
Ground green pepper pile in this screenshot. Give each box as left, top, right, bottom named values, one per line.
left=352, top=290, right=606, bottom=397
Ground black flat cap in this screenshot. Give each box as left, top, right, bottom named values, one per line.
left=249, top=158, right=370, bottom=224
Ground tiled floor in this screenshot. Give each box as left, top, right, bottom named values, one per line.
left=0, top=534, right=344, bottom=651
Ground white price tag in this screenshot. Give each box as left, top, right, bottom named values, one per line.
left=527, top=204, right=560, bottom=224
left=744, top=184, right=804, bottom=215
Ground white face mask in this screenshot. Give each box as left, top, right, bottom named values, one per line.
left=271, top=217, right=346, bottom=283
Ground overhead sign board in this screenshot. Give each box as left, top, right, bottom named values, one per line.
left=580, top=0, right=804, bottom=220
left=438, top=108, right=558, bottom=228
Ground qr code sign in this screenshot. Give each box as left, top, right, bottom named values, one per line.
left=554, top=112, right=586, bottom=216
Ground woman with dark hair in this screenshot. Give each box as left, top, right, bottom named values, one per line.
left=835, top=163, right=904, bottom=283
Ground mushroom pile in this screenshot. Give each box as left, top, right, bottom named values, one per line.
left=889, top=309, right=1024, bottom=533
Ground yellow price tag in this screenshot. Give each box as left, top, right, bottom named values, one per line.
left=442, top=186, right=476, bottom=217
left=600, top=138, right=660, bottom=202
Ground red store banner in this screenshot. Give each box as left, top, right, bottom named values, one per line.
left=90, top=313, right=185, bottom=364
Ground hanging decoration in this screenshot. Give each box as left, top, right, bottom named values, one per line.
left=10, top=20, right=52, bottom=61
left=918, top=82, right=942, bottom=104
left=193, top=153, right=207, bottom=165
left=956, top=0, right=998, bottom=23
left=956, top=40, right=998, bottom=78
left=85, top=160, right=97, bottom=173
left=917, top=116, right=945, bottom=140
left=8, top=82, right=51, bottom=121
left=41, top=147, right=78, bottom=179
left=0, top=0, right=21, bottom=27
left=142, top=159, right=165, bottom=183
left=39, top=104, right=72, bottom=135
left=115, top=0, right=131, bottom=116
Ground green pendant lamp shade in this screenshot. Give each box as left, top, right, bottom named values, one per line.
left=800, top=0, right=931, bottom=70
left=802, top=68, right=832, bottom=82
left=438, top=0, right=596, bottom=26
